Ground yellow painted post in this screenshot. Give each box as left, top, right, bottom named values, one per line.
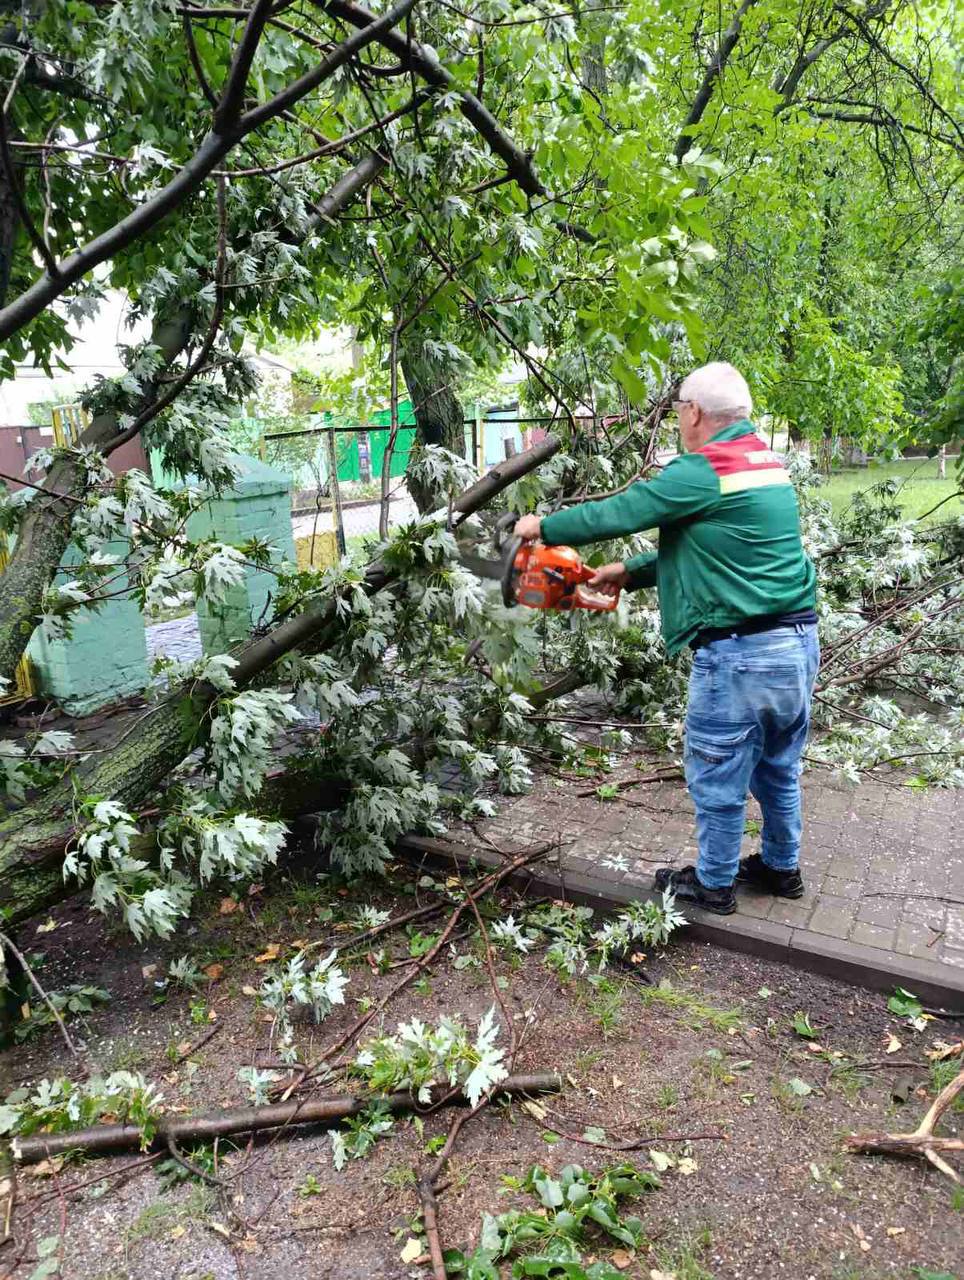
left=294, top=531, right=339, bottom=571
left=51, top=404, right=90, bottom=447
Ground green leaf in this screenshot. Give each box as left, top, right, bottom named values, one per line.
left=791, top=1011, right=817, bottom=1039
left=787, top=1077, right=813, bottom=1097
left=479, top=1213, right=503, bottom=1254
left=533, top=1175, right=564, bottom=1209
left=28, top=1262, right=61, bottom=1280
left=581, top=1126, right=607, bottom=1145
left=687, top=240, right=717, bottom=263
left=888, top=987, right=923, bottom=1019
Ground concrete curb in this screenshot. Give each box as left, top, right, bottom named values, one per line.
left=397, top=834, right=964, bottom=1008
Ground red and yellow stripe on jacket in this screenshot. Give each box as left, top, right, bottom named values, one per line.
left=698, top=433, right=792, bottom=494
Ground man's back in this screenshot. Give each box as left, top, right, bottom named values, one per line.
left=540, top=418, right=817, bottom=653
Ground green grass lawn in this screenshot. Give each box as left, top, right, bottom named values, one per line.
left=816, top=456, right=962, bottom=523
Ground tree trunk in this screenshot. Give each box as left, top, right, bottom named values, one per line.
left=401, top=336, right=467, bottom=511
left=0, top=144, right=18, bottom=309
left=0, top=694, right=204, bottom=924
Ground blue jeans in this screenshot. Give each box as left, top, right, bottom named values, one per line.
left=684, top=624, right=820, bottom=889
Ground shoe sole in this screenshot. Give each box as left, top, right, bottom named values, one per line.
left=737, top=876, right=804, bottom=900
left=696, top=900, right=737, bottom=916
left=664, top=890, right=737, bottom=916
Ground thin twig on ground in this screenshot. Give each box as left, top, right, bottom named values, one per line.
left=0, top=929, right=83, bottom=1062
left=174, top=1024, right=222, bottom=1064
left=575, top=766, right=684, bottom=798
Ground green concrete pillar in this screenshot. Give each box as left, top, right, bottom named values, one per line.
left=189, top=454, right=296, bottom=654
left=27, top=541, right=149, bottom=716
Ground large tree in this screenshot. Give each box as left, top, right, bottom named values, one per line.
left=0, top=0, right=719, bottom=937
left=0, top=0, right=959, bottom=948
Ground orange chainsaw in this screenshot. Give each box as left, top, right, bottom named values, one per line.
left=461, top=513, right=620, bottom=613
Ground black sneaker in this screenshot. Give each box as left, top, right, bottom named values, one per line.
left=737, top=852, right=804, bottom=899
left=654, top=865, right=736, bottom=916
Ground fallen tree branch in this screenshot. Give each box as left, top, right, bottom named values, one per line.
left=575, top=766, right=684, bottom=798
left=845, top=1064, right=964, bottom=1182
left=287, top=844, right=554, bottom=1096
left=13, top=1072, right=562, bottom=1164
left=0, top=434, right=561, bottom=928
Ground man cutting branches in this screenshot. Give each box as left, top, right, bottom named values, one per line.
left=515, top=363, right=819, bottom=915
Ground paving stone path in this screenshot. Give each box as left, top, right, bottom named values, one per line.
left=407, top=763, right=964, bottom=1004
left=292, top=490, right=419, bottom=542
left=145, top=612, right=201, bottom=665
left=142, top=610, right=963, bottom=1003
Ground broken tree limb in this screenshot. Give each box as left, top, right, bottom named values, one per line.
left=13, top=1072, right=562, bottom=1164
left=845, top=1064, right=964, bottom=1182
left=0, top=433, right=561, bottom=928
left=286, top=844, right=556, bottom=1098
left=575, top=765, right=684, bottom=798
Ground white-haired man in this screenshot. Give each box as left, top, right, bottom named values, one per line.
left=514, top=362, right=818, bottom=915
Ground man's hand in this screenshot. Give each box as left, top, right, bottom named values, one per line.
left=586, top=562, right=629, bottom=597
left=514, top=514, right=542, bottom=541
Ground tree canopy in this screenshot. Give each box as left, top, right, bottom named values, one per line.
left=0, top=0, right=960, bottom=949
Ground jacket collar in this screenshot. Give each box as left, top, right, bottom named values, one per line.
left=704, top=418, right=755, bottom=445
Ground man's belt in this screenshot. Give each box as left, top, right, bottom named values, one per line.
left=691, top=609, right=817, bottom=651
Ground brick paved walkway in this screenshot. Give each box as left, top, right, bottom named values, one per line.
left=145, top=612, right=201, bottom=664
left=406, top=765, right=964, bottom=1004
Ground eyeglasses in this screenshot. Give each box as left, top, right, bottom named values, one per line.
left=671, top=399, right=694, bottom=414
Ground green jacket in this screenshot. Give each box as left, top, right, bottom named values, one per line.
left=539, top=419, right=817, bottom=654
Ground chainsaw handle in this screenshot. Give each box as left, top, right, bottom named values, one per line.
left=573, top=583, right=620, bottom=612
left=493, top=511, right=519, bottom=553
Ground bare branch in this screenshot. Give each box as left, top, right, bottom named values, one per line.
left=217, top=91, right=425, bottom=177
left=182, top=11, right=220, bottom=109
left=212, top=0, right=275, bottom=131
left=321, top=0, right=546, bottom=196
left=306, top=149, right=387, bottom=227
left=806, top=106, right=963, bottom=154
left=0, top=56, right=60, bottom=277
left=674, top=0, right=759, bottom=161
left=834, top=2, right=964, bottom=151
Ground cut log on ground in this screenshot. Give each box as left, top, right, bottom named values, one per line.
left=845, top=1064, right=963, bottom=1182
left=14, top=1071, right=562, bottom=1164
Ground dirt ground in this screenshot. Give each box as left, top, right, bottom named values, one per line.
left=2, top=855, right=961, bottom=1280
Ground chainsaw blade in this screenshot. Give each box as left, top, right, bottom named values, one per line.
left=456, top=552, right=508, bottom=582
